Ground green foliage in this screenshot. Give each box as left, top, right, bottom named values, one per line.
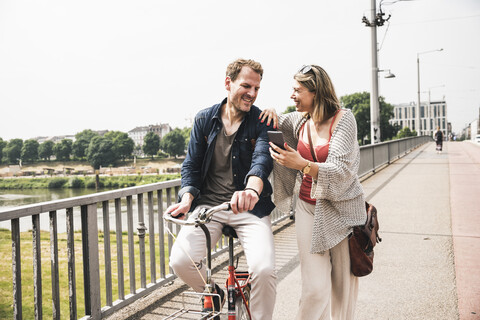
left=48, top=178, right=68, bottom=189
left=396, top=127, right=417, bottom=139
left=53, top=139, right=73, bottom=161
left=4, top=139, right=23, bottom=164
left=143, top=132, right=160, bottom=159
left=0, top=138, right=6, bottom=164
left=73, top=130, right=99, bottom=159
left=0, top=174, right=181, bottom=190
left=180, top=127, right=192, bottom=146
left=70, top=177, right=85, bottom=188
left=87, top=136, right=116, bottom=169
left=38, top=140, right=54, bottom=161
left=160, top=129, right=185, bottom=158
left=283, top=106, right=297, bottom=114
left=379, top=96, right=399, bottom=141
left=340, top=92, right=399, bottom=144
left=21, top=139, right=39, bottom=163
left=105, top=131, right=134, bottom=161
left=157, top=150, right=169, bottom=158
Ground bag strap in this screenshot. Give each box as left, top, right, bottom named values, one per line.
left=306, top=121, right=318, bottom=162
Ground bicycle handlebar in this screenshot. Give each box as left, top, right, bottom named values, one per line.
left=163, top=202, right=231, bottom=226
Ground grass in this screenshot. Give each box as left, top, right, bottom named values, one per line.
left=0, top=228, right=172, bottom=319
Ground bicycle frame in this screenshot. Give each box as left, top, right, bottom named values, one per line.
left=164, top=203, right=252, bottom=320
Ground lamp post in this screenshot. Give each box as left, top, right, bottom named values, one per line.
left=362, top=0, right=392, bottom=144
left=416, top=48, right=443, bottom=136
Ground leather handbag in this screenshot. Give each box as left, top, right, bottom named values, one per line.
left=348, top=202, right=381, bottom=277
left=306, top=121, right=381, bottom=277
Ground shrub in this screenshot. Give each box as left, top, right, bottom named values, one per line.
left=86, top=179, right=104, bottom=189
left=48, top=178, right=68, bottom=189
left=70, top=178, right=85, bottom=188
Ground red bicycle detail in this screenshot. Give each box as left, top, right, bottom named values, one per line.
left=164, top=203, right=252, bottom=320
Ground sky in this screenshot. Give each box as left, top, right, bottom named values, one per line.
left=0, top=0, right=479, bottom=141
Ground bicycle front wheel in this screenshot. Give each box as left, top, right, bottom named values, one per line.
left=235, top=285, right=250, bottom=320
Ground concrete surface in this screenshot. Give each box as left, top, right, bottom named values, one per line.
left=109, top=141, right=480, bottom=320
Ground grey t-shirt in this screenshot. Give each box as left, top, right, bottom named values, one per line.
left=197, top=125, right=237, bottom=206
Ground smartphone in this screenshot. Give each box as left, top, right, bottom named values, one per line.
left=267, top=131, right=286, bottom=150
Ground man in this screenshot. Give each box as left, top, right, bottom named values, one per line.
left=166, top=58, right=276, bottom=320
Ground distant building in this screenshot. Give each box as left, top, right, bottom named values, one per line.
left=35, top=135, right=77, bottom=144
left=128, top=124, right=172, bottom=147
left=389, top=100, right=448, bottom=138
left=33, top=130, right=108, bottom=144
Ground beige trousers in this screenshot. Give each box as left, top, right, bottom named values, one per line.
left=295, top=199, right=358, bottom=320
left=169, top=206, right=277, bottom=320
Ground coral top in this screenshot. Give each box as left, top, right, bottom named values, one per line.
left=297, top=111, right=339, bottom=204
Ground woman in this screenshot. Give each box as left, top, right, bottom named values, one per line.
left=266, top=65, right=366, bottom=319
left=434, top=126, right=443, bottom=153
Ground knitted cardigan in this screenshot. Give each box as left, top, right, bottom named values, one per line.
left=272, top=110, right=366, bottom=253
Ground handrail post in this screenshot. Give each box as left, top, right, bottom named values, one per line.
left=81, top=204, right=101, bottom=318
left=11, top=218, right=22, bottom=320
left=137, top=193, right=147, bottom=288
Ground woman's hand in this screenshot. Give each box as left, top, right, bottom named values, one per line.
left=259, top=108, right=278, bottom=129
left=269, top=142, right=308, bottom=171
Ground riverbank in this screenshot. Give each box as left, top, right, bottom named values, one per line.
left=0, top=174, right=181, bottom=190
left=0, top=158, right=184, bottom=178
left=0, top=158, right=183, bottom=189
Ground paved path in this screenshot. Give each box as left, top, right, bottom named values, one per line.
left=448, top=142, right=480, bottom=320
left=110, top=141, right=480, bottom=320
left=275, top=141, right=479, bottom=319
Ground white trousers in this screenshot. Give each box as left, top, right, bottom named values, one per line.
left=169, top=206, right=277, bottom=320
left=295, top=199, right=358, bottom=320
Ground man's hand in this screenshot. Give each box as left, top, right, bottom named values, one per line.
left=165, top=193, right=193, bottom=219
left=230, top=188, right=260, bottom=214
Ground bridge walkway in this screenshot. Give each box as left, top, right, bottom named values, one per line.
left=108, top=141, right=480, bottom=320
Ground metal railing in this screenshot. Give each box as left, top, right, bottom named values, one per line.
left=358, top=136, right=431, bottom=178
left=0, top=135, right=430, bottom=319
left=0, top=179, right=290, bottom=320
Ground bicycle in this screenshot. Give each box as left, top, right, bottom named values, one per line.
left=163, top=202, right=252, bottom=320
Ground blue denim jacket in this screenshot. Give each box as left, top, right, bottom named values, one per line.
left=178, top=98, right=275, bottom=218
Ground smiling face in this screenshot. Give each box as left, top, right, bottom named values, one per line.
left=291, top=80, right=315, bottom=114
left=226, top=66, right=261, bottom=113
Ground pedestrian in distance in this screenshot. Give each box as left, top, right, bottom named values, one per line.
left=262, top=64, right=366, bottom=320
left=434, top=126, right=444, bottom=153
left=166, top=58, right=277, bottom=320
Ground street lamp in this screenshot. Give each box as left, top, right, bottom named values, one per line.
left=416, top=48, right=443, bottom=136
left=362, top=0, right=393, bottom=144
left=379, top=69, right=396, bottom=78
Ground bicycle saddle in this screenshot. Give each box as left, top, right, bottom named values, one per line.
left=222, top=225, right=238, bottom=239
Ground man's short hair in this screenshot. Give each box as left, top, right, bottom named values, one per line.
left=226, top=58, right=263, bottom=82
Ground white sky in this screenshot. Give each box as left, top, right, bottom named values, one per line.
left=1, top=0, right=479, bottom=141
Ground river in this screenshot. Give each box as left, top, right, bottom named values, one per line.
left=0, top=188, right=156, bottom=233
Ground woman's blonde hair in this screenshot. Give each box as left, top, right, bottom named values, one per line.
left=294, top=65, right=340, bottom=122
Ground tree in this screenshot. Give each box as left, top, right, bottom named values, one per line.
left=161, top=129, right=186, bottom=158
left=73, top=129, right=99, bottom=159
left=378, top=96, right=399, bottom=141
left=396, top=127, right=417, bottom=139
left=87, top=136, right=117, bottom=169
left=283, top=106, right=297, bottom=114
left=21, top=139, right=39, bottom=163
left=180, top=127, right=192, bottom=146
left=340, top=92, right=370, bottom=144
left=4, top=139, right=23, bottom=164
left=104, top=131, right=134, bottom=161
left=0, top=138, right=6, bottom=164
left=53, top=139, right=73, bottom=161
left=143, top=132, right=160, bottom=159
left=39, top=140, right=55, bottom=161
left=340, top=92, right=398, bottom=144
